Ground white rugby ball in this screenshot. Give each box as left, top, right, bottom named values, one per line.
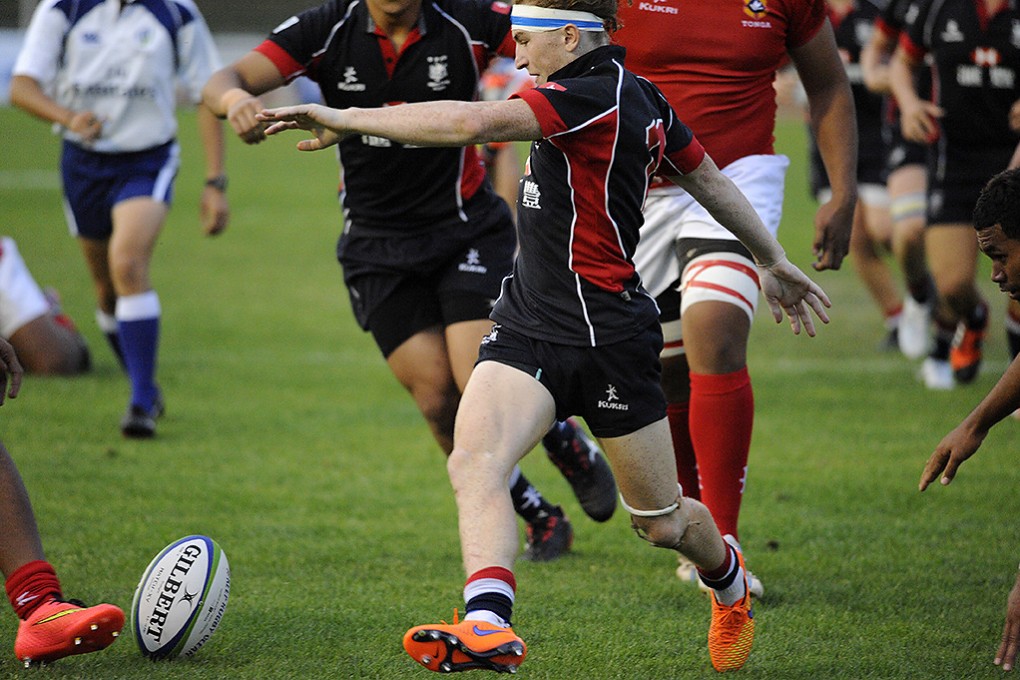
left=131, top=535, right=231, bottom=659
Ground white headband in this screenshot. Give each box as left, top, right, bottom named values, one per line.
left=510, top=5, right=606, bottom=32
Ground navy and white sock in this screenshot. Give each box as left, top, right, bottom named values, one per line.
left=116, top=291, right=161, bottom=411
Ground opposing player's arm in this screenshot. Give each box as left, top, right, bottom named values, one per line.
left=790, top=19, right=857, bottom=272
left=257, top=99, right=542, bottom=150
left=920, top=352, right=1020, bottom=490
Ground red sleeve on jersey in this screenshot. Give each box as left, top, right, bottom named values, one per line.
left=874, top=16, right=898, bottom=40
left=254, top=40, right=305, bottom=82
left=494, top=31, right=516, bottom=59
left=513, top=87, right=563, bottom=137
left=786, top=0, right=828, bottom=50
left=662, top=136, right=706, bottom=176
left=898, top=32, right=926, bottom=62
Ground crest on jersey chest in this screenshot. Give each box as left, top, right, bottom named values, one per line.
left=743, top=0, right=767, bottom=19
left=427, top=55, right=451, bottom=91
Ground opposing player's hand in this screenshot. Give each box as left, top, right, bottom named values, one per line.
left=0, top=337, right=23, bottom=405
left=812, top=198, right=853, bottom=271
left=257, top=104, right=344, bottom=151
left=758, top=257, right=831, bottom=336
left=997, top=573, right=1020, bottom=671
left=918, top=423, right=985, bottom=490
left=200, top=186, right=230, bottom=236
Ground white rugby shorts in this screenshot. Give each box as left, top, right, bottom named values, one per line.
left=634, top=155, right=789, bottom=359
left=0, top=237, right=50, bottom=338
left=634, top=154, right=790, bottom=298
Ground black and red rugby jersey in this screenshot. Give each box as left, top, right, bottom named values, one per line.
left=493, top=45, right=705, bottom=348
left=257, top=0, right=515, bottom=233
left=901, top=0, right=1020, bottom=147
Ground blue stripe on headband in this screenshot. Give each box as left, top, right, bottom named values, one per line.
left=511, top=16, right=605, bottom=30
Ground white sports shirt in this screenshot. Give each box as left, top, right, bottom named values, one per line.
left=13, top=0, right=221, bottom=153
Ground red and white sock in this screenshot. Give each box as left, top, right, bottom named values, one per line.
left=463, top=566, right=515, bottom=627
left=689, top=368, right=753, bottom=539
left=5, top=560, right=61, bottom=619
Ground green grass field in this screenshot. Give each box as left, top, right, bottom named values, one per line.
left=0, top=105, right=1017, bottom=679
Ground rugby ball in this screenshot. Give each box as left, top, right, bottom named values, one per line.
left=131, top=535, right=231, bottom=659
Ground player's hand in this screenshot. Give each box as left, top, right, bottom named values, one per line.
left=257, top=104, right=344, bottom=151
left=225, top=91, right=270, bottom=145
left=200, top=186, right=230, bottom=236
left=758, top=257, right=831, bottom=336
left=899, top=99, right=944, bottom=144
left=918, top=424, right=985, bottom=490
left=67, top=110, right=103, bottom=143
left=997, top=573, right=1020, bottom=671
left=1010, top=99, right=1020, bottom=133
left=811, top=197, right=853, bottom=271
left=0, top=337, right=24, bottom=405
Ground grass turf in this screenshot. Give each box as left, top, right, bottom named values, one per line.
left=0, top=105, right=1017, bottom=678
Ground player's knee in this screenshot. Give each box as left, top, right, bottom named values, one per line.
left=109, top=255, right=149, bottom=292
left=446, top=446, right=500, bottom=493
left=412, top=386, right=458, bottom=437
left=629, top=498, right=691, bottom=550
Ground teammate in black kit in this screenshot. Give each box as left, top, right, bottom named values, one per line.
left=861, top=0, right=936, bottom=363
left=202, top=0, right=617, bottom=561
left=890, top=0, right=1020, bottom=389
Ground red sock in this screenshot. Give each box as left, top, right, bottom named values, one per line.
left=689, top=368, right=753, bottom=539
left=666, top=401, right=700, bottom=501
left=5, top=560, right=61, bottom=619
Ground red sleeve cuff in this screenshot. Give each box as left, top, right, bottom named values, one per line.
left=664, top=136, right=706, bottom=175
left=254, top=40, right=304, bottom=81
left=898, top=33, right=926, bottom=62
left=513, top=87, right=562, bottom=137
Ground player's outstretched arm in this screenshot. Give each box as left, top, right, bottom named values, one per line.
left=919, top=423, right=986, bottom=491
left=666, top=155, right=831, bottom=336
left=257, top=99, right=542, bottom=150
left=920, top=354, right=1020, bottom=490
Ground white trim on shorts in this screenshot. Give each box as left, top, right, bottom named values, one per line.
left=0, top=237, right=50, bottom=338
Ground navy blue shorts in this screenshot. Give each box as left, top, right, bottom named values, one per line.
left=476, top=322, right=667, bottom=438
left=61, top=141, right=179, bottom=240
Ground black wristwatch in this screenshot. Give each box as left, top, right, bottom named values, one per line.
left=205, top=175, right=228, bottom=192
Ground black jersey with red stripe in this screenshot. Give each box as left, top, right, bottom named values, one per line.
left=259, top=0, right=515, bottom=233
left=493, top=45, right=705, bottom=347
left=901, top=0, right=1020, bottom=148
